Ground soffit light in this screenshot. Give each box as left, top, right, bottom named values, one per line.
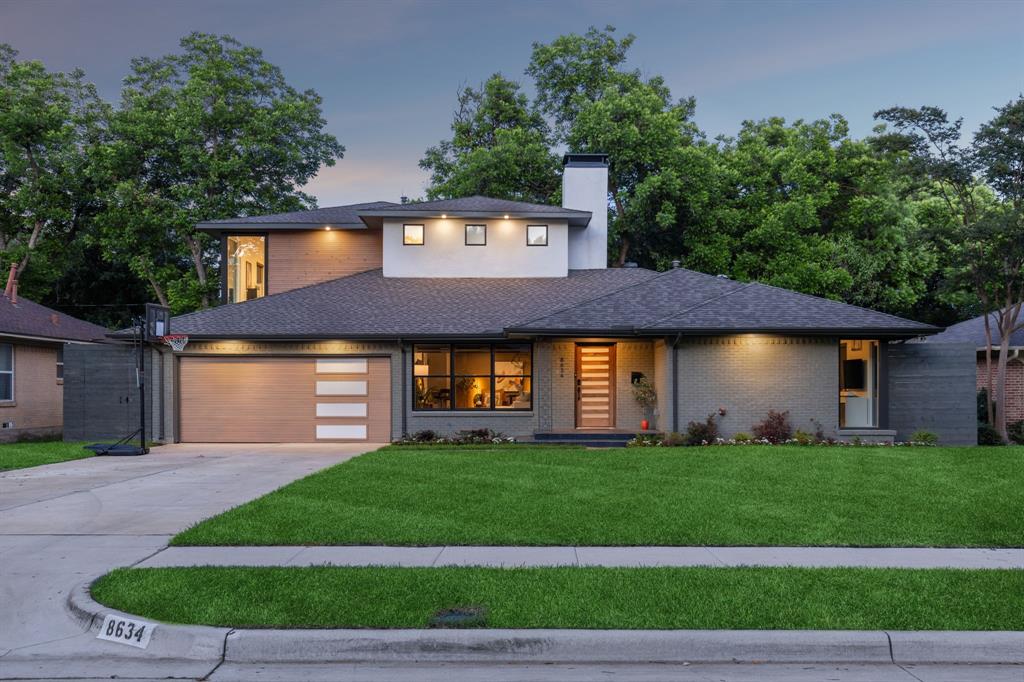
left=504, top=214, right=509, bottom=219
left=441, top=214, right=447, bottom=219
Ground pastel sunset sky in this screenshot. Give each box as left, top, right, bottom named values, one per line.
left=2, top=0, right=1021, bottom=205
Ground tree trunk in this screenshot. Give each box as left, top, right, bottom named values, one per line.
left=15, top=219, right=45, bottom=279
left=983, top=313, right=995, bottom=425
left=994, top=336, right=1010, bottom=443
left=184, top=233, right=210, bottom=308
left=148, top=276, right=169, bottom=308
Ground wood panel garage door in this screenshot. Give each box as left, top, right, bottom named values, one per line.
left=179, top=357, right=391, bottom=443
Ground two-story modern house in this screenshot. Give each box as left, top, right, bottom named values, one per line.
left=141, top=154, right=976, bottom=445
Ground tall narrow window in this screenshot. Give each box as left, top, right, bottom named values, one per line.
left=840, top=340, right=879, bottom=428
left=0, top=343, right=12, bottom=402
left=225, top=235, right=266, bottom=303
left=56, top=344, right=64, bottom=381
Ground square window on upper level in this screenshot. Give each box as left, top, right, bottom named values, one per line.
left=527, top=224, right=548, bottom=246
left=403, top=224, right=424, bottom=245
left=465, top=224, right=486, bottom=245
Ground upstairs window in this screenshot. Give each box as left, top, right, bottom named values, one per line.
left=225, top=235, right=266, bottom=303
left=527, top=224, right=548, bottom=246
left=465, top=224, right=486, bottom=246
left=403, top=224, right=424, bottom=245
left=0, top=343, right=12, bottom=402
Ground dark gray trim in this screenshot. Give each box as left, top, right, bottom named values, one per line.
left=511, top=326, right=938, bottom=338
left=878, top=340, right=890, bottom=429
left=563, top=153, right=608, bottom=167
left=198, top=222, right=367, bottom=232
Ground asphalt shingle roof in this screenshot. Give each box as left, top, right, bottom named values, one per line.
left=197, top=202, right=400, bottom=229
left=196, top=196, right=592, bottom=231
left=168, top=267, right=937, bottom=339
left=170, top=268, right=659, bottom=338
left=0, top=295, right=109, bottom=342
left=924, top=311, right=1024, bottom=347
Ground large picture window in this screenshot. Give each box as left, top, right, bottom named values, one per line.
left=225, top=235, right=266, bottom=303
left=413, top=343, right=532, bottom=411
left=840, top=339, right=879, bottom=428
left=0, top=343, right=12, bottom=402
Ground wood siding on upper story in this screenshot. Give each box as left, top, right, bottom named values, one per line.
left=268, top=229, right=382, bottom=294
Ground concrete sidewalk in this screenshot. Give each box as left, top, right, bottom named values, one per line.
left=135, top=544, right=1024, bottom=569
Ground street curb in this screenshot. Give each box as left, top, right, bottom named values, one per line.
left=62, top=582, right=229, bottom=665
left=71, top=583, right=1024, bottom=666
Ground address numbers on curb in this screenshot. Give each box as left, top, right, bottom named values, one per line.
left=96, top=614, right=155, bottom=649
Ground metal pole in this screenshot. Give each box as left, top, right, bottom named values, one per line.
left=138, top=317, right=148, bottom=454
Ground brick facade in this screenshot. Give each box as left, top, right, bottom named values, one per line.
left=0, top=342, right=63, bottom=442
left=675, top=336, right=839, bottom=439
left=977, top=355, right=1024, bottom=423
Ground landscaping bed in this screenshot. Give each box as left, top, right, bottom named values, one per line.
left=0, top=440, right=92, bottom=471
left=92, top=565, right=1024, bottom=630
left=172, top=444, right=1024, bottom=547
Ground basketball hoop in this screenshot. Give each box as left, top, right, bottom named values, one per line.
left=159, top=334, right=190, bottom=352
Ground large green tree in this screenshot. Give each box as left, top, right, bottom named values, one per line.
left=0, top=44, right=108, bottom=296
left=528, top=26, right=700, bottom=266
left=711, top=116, right=935, bottom=314
left=420, top=74, right=560, bottom=203
left=93, top=33, right=343, bottom=310
left=877, top=99, right=1024, bottom=441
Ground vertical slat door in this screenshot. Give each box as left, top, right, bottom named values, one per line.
left=575, top=344, right=616, bottom=428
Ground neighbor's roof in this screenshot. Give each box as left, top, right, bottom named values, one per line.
left=923, top=311, right=1024, bottom=348
left=0, top=295, right=109, bottom=343
left=196, top=202, right=400, bottom=231
left=166, top=267, right=938, bottom=340
left=196, top=196, right=593, bottom=231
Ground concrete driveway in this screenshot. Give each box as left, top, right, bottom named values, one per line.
left=0, top=443, right=376, bottom=663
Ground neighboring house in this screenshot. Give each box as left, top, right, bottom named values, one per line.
left=124, top=154, right=976, bottom=445
left=0, top=274, right=108, bottom=442
left=925, top=312, right=1024, bottom=423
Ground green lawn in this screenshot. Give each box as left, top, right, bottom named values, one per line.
left=92, top=565, right=1024, bottom=630
left=173, top=444, right=1024, bottom=547
left=0, top=440, right=92, bottom=471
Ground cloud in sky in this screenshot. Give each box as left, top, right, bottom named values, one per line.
left=2, top=0, right=1021, bottom=205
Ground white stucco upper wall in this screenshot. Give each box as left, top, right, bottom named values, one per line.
left=564, top=164, right=608, bottom=270
left=381, top=218, right=569, bottom=278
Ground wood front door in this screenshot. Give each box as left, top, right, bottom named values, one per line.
left=575, top=344, right=616, bottom=429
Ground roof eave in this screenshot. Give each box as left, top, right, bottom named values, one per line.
left=196, top=222, right=367, bottom=232
left=356, top=209, right=591, bottom=227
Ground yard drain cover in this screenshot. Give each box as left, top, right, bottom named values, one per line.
left=428, top=606, right=488, bottom=628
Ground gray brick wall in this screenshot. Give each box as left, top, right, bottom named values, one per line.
left=888, top=342, right=976, bottom=445
left=64, top=343, right=155, bottom=442
left=675, top=336, right=839, bottom=439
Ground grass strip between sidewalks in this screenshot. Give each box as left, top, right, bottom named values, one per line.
left=92, top=565, right=1024, bottom=631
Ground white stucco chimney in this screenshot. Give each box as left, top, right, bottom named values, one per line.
left=562, top=153, right=608, bottom=270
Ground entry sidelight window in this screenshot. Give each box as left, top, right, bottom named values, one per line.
left=839, top=340, right=879, bottom=428
left=225, top=235, right=266, bottom=303
left=413, top=343, right=532, bottom=411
